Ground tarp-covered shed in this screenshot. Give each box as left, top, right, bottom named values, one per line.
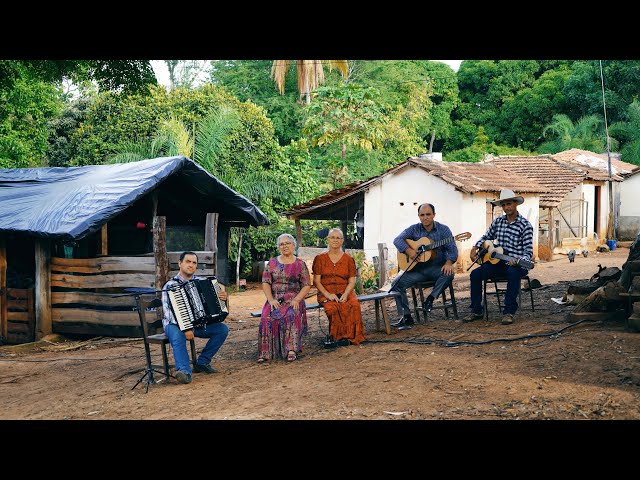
left=0, top=157, right=268, bottom=343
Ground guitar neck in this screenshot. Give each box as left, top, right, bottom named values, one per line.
left=427, top=236, right=454, bottom=250
left=492, top=252, right=533, bottom=269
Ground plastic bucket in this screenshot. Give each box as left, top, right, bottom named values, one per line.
left=607, top=240, right=617, bottom=250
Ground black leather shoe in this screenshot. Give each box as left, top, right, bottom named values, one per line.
left=391, top=317, right=406, bottom=328
left=392, top=314, right=414, bottom=329
left=337, top=338, right=351, bottom=347
left=423, top=295, right=434, bottom=313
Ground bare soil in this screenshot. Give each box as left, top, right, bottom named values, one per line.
left=1, top=247, right=639, bottom=421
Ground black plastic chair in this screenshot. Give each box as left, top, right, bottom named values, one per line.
left=132, top=295, right=196, bottom=392
left=482, top=275, right=535, bottom=320
left=409, top=280, right=459, bottom=323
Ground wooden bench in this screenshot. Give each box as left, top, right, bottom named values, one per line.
left=250, top=290, right=401, bottom=334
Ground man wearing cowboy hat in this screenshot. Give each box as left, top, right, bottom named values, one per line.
left=466, top=189, right=533, bottom=325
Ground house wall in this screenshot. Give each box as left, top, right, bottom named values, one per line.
left=619, top=174, right=640, bottom=240
left=362, top=165, right=540, bottom=271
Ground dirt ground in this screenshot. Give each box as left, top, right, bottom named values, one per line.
left=1, top=247, right=639, bottom=421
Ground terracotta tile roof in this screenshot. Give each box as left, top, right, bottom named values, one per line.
left=551, top=148, right=637, bottom=178
left=484, top=155, right=586, bottom=208
left=406, top=157, right=547, bottom=194
left=282, top=158, right=547, bottom=217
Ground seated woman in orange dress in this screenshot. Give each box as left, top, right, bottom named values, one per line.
left=312, top=228, right=365, bottom=345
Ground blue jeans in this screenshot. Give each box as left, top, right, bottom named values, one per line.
left=390, top=262, right=454, bottom=317
left=469, top=262, right=528, bottom=315
left=165, top=322, right=229, bottom=374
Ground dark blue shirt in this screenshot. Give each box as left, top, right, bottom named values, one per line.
left=393, top=220, right=459, bottom=266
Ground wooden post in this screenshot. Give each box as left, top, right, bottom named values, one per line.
left=0, top=234, right=7, bottom=341
left=377, top=243, right=387, bottom=288
left=100, top=224, right=108, bottom=256
left=153, top=216, right=169, bottom=290
left=205, top=212, right=219, bottom=276
left=548, top=208, right=555, bottom=250
left=35, top=238, right=52, bottom=339
left=295, top=218, right=302, bottom=247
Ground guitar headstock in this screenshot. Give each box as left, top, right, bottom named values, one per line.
left=455, top=232, right=472, bottom=241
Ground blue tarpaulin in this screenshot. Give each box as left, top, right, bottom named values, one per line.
left=0, top=156, right=269, bottom=241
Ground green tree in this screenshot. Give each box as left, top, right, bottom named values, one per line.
left=563, top=60, right=640, bottom=124
left=0, top=60, right=156, bottom=94
left=45, top=96, right=94, bottom=167
left=0, top=68, right=62, bottom=168
left=496, top=68, right=571, bottom=150
left=303, top=84, right=388, bottom=188
left=455, top=60, right=553, bottom=146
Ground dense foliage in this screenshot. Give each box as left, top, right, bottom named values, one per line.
left=5, top=59, right=640, bottom=277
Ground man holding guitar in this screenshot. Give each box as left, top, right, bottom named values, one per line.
left=390, top=203, right=459, bottom=330
left=467, top=189, right=534, bottom=325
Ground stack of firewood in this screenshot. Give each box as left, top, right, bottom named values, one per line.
left=626, top=273, right=640, bottom=332
left=568, top=232, right=640, bottom=330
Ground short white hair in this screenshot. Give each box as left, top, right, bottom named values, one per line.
left=277, top=233, right=297, bottom=248
left=327, top=228, right=344, bottom=239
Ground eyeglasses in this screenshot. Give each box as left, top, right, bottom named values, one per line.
left=328, top=236, right=343, bottom=240
left=278, top=242, right=294, bottom=247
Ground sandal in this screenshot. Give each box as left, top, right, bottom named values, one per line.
left=257, top=358, right=267, bottom=363
left=287, top=351, right=297, bottom=362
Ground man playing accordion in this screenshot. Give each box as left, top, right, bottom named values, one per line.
left=162, top=251, right=229, bottom=384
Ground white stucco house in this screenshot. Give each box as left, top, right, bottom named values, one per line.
left=619, top=167, right=640, bottom=240
left=283, top=154, right=547, bottom=272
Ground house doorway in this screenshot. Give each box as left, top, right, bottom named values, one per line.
left=593, top=185, right=601, bottom=239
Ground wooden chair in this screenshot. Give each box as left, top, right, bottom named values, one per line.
left=482, top=275, right=535, bottom=320
left=409, top=280, right=459, bottom=323
left=132, top=295, right=196, bottom=393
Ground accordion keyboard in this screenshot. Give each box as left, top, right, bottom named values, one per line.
left=168, top=287, right=197, bottom=331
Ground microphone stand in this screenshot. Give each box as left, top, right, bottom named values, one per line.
left=390, top=244, right=429, bottom=290
left=466, top=246, right=488, bottom=271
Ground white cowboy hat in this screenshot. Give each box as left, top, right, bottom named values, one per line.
left=490, top=188, right=524, bottom=206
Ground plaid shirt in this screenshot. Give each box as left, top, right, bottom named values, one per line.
left=161, top=273, right=199, bottom=329
left=475, top=213, right=533, bottom=265
left=393, top=220, right=459, bottom=266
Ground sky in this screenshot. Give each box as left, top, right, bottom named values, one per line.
left=150, top=60, right=463, bottom=88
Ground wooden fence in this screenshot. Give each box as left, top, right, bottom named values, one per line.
left=6, top=288, right=35, bottom=344
left=49, top=251, right=216, bottom=337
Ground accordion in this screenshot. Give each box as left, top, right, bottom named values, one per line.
left=167, top=276, right=228, bottom=331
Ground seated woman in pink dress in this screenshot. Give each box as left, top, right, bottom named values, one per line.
left=312, top=228, right=365, bottom=345
left=258, top=233, right=311, bottom=362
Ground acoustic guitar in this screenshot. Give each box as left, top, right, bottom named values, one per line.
left=478, top=240, right=534, bottom=269
left=397, top=232, right=471, bottom=272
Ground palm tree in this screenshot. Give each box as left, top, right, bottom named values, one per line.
left=609, top=100, right=640, bottom=165
left=538, top=114, right=609, bottom=154
left=109, top=107, right=282, bottom=289
left=271, top=60, right=349, bottom=104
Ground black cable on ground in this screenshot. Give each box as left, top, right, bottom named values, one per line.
left=362, top=318, right=593, bottom=348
